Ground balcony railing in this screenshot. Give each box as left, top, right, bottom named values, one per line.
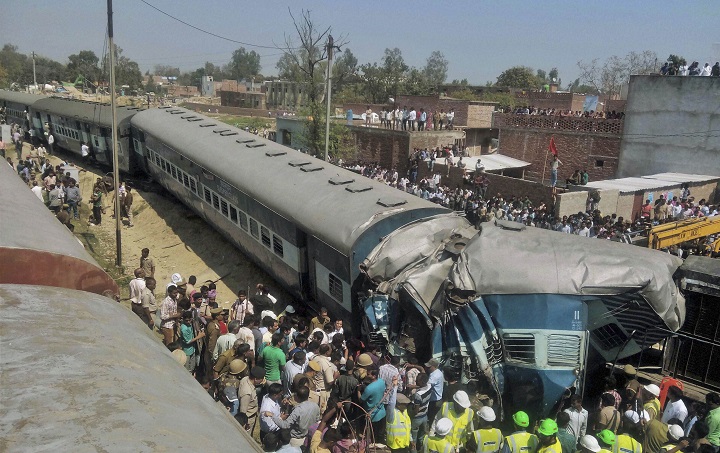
left=493, top=113, right=624, bottom=135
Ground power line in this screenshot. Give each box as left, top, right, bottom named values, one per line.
left=139, top=0, right=293, bottom=50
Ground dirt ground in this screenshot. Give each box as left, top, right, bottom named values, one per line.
left=33, top=145, right=288, bottom=312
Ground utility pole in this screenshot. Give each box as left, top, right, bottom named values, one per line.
left=32, top=52, right=37, bottom=90
left=323, top=35, right=334, bottom=162
left=107, top=0, right=122, bottom=267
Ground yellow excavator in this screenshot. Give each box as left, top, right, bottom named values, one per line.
left=637, top=216, right=720, bottom=253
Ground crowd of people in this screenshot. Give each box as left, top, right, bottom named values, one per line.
left=338, top=144, right=718, bottom=258
left=660, top=61, right=720, bottom=77
left=363, top=106, right=456, bottom=131
left=507, top=107, right=625, bottom=119
left=126, top=253, right=720, bottom=453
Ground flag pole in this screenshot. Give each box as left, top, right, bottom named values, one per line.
left=541, top=148, right=549, bottom=185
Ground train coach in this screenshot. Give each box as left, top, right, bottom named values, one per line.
left=0, top=138, right=262, bottom=452
left=130, top=106, right=449, bottom=320
left=0, top=89, right=44, bottom=135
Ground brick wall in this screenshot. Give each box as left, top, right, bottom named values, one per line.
left=493, top=114, right=623, bottom=183
left=416, top=163, right=554, bottom=207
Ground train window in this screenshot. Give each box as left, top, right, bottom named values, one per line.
left=329, top=274, right=344, bottom=302
left=171, top=165, right=178, bottom=179
left=249, top=219, right=259, bottom=239
left=211, top=192, right=220, bottom=210
left=229, top=206, right=238, bottom=223
left=220, top=199, right=229, bottom=217
left=189, top=179, right=197, bottom=194
left=260, top=227, right=271, bottom=248
left=183, top=174, right=190, bottom=188
left=591, top=323, right=628, bottom=350
left=239, top=212, right=248, bottom=231
left=273, top=235, right=284, bottom=257
left=502, top=333, right=535, bottom=364
left=203, top=187, right=212, bottom=203
left=155, top=154, right=160, bottom=166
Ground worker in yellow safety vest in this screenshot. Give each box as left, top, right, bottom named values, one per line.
left=612, top=430, right=642, bottom=453
left=465, top=406, right=504, bottom=453
left=502, top=411, right=539, bottom=453
left=387, top=393, right=413, bottom=453
left=536, top=419, right=562, bottom=453
left=433, top=390, right=474, bottom=449
left=422, top=418, right=454, bottom=453
left=597, top=429, right=616, bottom=453
left=660, top=425, right=685, bottom=453
left=641, top=384, right=661, bottom=421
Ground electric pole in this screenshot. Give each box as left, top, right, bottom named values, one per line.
left=107, top=0, right=122, bottom=267
left=324, top=35, right=334, bottom=162
left=32, top=52, right=37, bottom=90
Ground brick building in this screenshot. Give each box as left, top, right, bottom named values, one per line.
left=493, top=113, right=624, bottom=184
left=218, top=80, right=266, bottom=109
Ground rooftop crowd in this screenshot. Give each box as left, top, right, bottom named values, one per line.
left=659, top=61, right=720, bottom=77
left=125, top=253, right=720, bottom=453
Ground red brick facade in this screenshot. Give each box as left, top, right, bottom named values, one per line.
left=493, top=114, right=623, bottom=183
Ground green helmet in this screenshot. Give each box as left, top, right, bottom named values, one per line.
left=597, top=430, right=616, bottom=446
left=512, top=411, right=530, bottom=428
left=537, top=418, right=559, bottom=436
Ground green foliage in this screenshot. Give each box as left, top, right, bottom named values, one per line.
left=667, top=54, right=686, bottom=67
left=496, top=66, right=540, bottom=89
left=67, top=50, right=100, bottom=84
left=0, top=44, right=31, bottom=87
left=228, top=47, right=261, bottom=81
left=449, top=88, right=478, bottom=101
left=450, top=78, right=469, bottom=86
left=153, top=65, right=180, bottom=77
left=423, top=50, right=448, bottom=87
left=478, top=92, right=518, bottom=109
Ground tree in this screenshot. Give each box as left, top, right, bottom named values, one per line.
left=228, top=47, right=261, bottom=81
left=423, top=50, right=448, bottom=88
left=34, top=56, right=65, bottom=85
left=153, top=65, right=180, bottom=77
left=536, top=69, right=547, bottom=82
left=67, top=50, right=101, bottom=84
left=667, top=54, right=686, bottom=67
left=450, top=78, right=469, bottom=86
left=496, top=66, right=540, bottom=89
left=577, top=50, right=658, bottom=97
left=278, top=9, right=348, bottom=158
left=0, top=44, right=31, bottom=87
left=548, top=67, right=559, bottom=82
left=332, top=47, right=358, bottom=92
left=103, top=46, right=143, bottom=90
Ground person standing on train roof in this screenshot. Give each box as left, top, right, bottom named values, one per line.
left=140, top=248, right=155, bottom=279
left=502, top=411, right=539, bottom=453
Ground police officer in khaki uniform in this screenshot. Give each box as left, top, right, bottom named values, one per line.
left=220, top=359, right=247, bottom=416
left=238, top=366, right=266, bottom=434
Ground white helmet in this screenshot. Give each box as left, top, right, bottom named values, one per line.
left=435, top=418, right=453, bottom=436
left=580, top=435, right=601, bottom=453
left=643, top=384, right=661, bottom=397
left=453, top=390, right=471, bottom=409
left=477, top=406, right=496, bottom=422
left=668, top=425, right=684, bottom=441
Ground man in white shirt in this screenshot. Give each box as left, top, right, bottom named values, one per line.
left=408, top=108, right=417, bottom=131
left=31, top=181, right=43, bottom=201
left=81, top=142, right=89, bottom=163
left=260, top=383, right=284, bottom=437
left=577, top=223, right=591, bottom=237
left=564, top=395, right=588, bottom=442
left=214, top=320, right=241, bottom=361
left=661, top=386, right=688, bottom=423
left=129, top=268, right=146, bottom=304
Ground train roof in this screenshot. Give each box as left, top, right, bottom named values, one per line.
left=0, top=162, right=117, bottom=294
left=0, top=89, right=45, bottom=105
left=132, top=107, right=449, bottom=254
left=0, top=284, right=261, bottom=452
left=32, top=96, right=141, bottom=125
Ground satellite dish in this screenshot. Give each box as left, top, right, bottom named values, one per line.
left=388, top=97, right=395, bottom=103
left=552, top=78, right=557, bottom=82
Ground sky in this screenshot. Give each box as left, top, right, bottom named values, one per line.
left=2, top=0, right=719, bottom=86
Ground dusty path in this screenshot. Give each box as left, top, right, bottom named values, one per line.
left=39, top=147, right=289, bottom=311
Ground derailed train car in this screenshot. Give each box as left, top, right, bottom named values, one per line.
left=0, top=161, right=261, bottom=452
left=360, top=215, right=686, bottom=419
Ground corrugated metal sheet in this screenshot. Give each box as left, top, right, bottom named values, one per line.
left=585, top=173, right=720, bottom=193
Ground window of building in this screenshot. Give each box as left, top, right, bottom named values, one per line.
left=273, top=235, right=284, bottom=257
left=249, top=218, right=259, bottom=239
left=260, top=226, right=271, bottom=248
left=328, top=273, right=343, bottom=302
left=595, top=160, right=604, bottom=168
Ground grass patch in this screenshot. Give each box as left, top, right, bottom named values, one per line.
left=215, top=115, right=275, bottom=130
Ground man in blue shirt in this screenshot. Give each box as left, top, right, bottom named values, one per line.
left=360, top=369, right=387, bottom=443
left=426, top=359, right=444, bottom=423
